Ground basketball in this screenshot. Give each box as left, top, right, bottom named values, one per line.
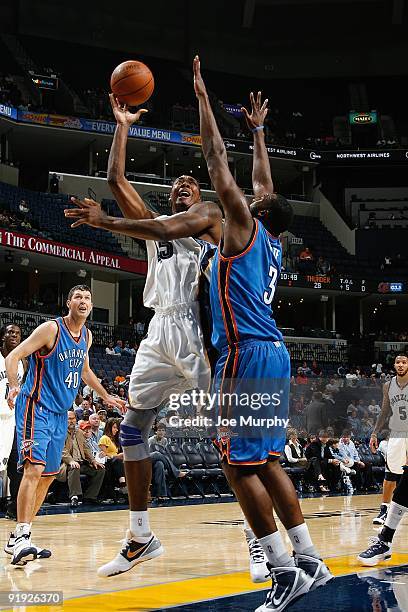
left=110, top=60, right=154, bottom=106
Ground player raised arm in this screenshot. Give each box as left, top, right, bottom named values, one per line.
left=370, top=381, right=392, bottom=452
left=64, top=197, right=221, bottom=243
left=5, top=321, right=58, bottom=408
left=193, top=56, right=253, bottom=256
left=107, top=94, right=156, bottom=220
left=241, top=91, right=274, bottom=199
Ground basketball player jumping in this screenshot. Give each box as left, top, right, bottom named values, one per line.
left=358, top=353, right=408, bottom=565
left=193, top=56, right=332, bottom=610
left=65, top=95, right=269, bottom=581
left=5, top=285, right=124, bottom=566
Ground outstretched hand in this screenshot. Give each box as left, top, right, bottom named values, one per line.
left=109, top=93, right=148, bottom=127
left=193, top=55, right=207, bottom=98
left=241, top=91, right=268, bottom=131
left=64, top=197, right=108, bottom=229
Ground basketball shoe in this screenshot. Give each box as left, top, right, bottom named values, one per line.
left=293, top=553, right=333, bottom=588
left=97, top=530, right=164, bottom=577
left=10, top=532, right=38, bottom=566
left=357, top=537, right=392, bottom=566
left=256, top=565, right=315, bottom=612
left=247, top=537, right=269, bottom=583
left=4, top=532, right=51, bottom=559
left=372, top=504, right=388, bottom=525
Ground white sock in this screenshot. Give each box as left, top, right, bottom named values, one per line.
left=287, top=523, right=320, bottom=559
left=259, top=531, right=295, bottom=568
left=384, top=501, right=408, bottom=531
left=15, top=523, right=31, bottom=538
left=130, top=511, right=151, bottom=542
left=243, top=516, right=255, bottom=541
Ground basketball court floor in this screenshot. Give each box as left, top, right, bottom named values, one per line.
left=0, top=494, right=407, bottom=611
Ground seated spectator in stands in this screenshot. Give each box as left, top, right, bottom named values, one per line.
left=305, top=392, right=328, bottom=435
left=89, top=413, right=104, bottom=442
left=285, top=430, right=307, bottom=467
left=298, top=361, right=311, bottom=376
left=360, top=413, right=374, bottom=438
left=298, top=246, right=314, bottom=273
left=136, top=321, right=145, bottom=340
left=326, top=377, right=340, bottom=394
left=305, top=430, right=342, bottom=493
left=339, top=432, right=376, bottom=491
left=148, top=424, right=188, bottom=500
left=328, top=438, right=356, bottom=473
left=310, top=360, right=322, bottom=377
left=295, top=367, right=309, bottom=385
left=289, top=397, right=306, bottom=432
left=316, top=256, right=330, bottom=276
left=371, top=362, right=383, bottom=377
left=114, top=371, right=126, bottom=385
left=117, top=386, right=128, bottom=403
left=122, top=341, right=134, bottom=356
left=347, top=409, right=362, bottom=437
left=347, top=399, right=357, bottom=414
left=99, top=418, right=126, bottom=495
left=368, top=398, right=381, bottom=418
left=57, top=413, right=105, bottom=507
left=18, top=199, right=29, bottom=214
left=72, top=392, right=83, bottom=415
left=97, top=408, right=107, bottom=425
left=129, top=342, right=139, bottom=355
left=105, top=341, right=115, bottom=356
left=74, top=398, right=93, bottom=421
left=345, top=368, right=359, bottom=387
left=159, top=409, right=180, bottom=428
left=357, top=398, right=367, bottom=415
left=114, top=340, right=123, bottom=355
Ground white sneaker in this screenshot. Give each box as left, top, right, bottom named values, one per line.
left=97, top=530, right=164, bottom=577
left=256, top=566, right=314, bottom=612
left=10, top=532, right=37, bottom=566
left=294, top=553, right=333, bottom=588
left=4, top=532, right=51, bottom=559
left=248, top=537, right=269, bottom=583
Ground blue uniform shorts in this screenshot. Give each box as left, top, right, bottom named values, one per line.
left=213, top=340, right=290, bottom=465
left=15, top=393, right=67, bottom=476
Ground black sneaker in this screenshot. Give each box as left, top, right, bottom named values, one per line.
left=357, top=538, right=391, bottom=566
left=373, top=504, right=388, bottom=525
left=256, top=566, right=314, bottom=611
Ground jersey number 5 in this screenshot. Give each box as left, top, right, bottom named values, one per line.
left=65, top=371, right=79, bottom=389
left=157, top=242, right=174, bottom=261
left=264, top=265, right=278, bottom=305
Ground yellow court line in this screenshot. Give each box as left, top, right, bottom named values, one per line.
left=5, top=554, right=408, bottom=612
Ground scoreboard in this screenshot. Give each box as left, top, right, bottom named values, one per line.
left=279, top=273, right=405, bottom=294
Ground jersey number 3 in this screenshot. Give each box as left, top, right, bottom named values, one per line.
left=264, top=265, right=278, bottom=305
left=65, top=371, right=79, bottom=389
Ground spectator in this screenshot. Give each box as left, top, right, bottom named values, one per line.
left=347, top=399, right=358, bottom=414
left=295, top=367, right=309, bottom=385
left=148, top=423, right=169, bottom=449
left=129, top=342, right=139, bottom=356
left=305, top=392, right=327, bottom=435
left=74, top=398, right=93, bottom=422
left=89, top=413, right=104, bottom=442
left=136, top=320, right=145, bottom=340
left=284, top=430, right=307, bottom=466
left=57, top=412, right=105, bottom=507
left=345, top=368, right=359, bottom=387
left=357, top=399, right=367, bottom=416
left=114, top=340, right=123, bottom=355
left=122, top=341, right=134, bottom=356
left=316, top=256, right=330, bottom=276
left=148, top=424, right=188, bottom=500
left=328, top=438, right=355, bottom=493
left=310, top=360, right=322, bottom=377
left=18, top=199, right=29, bottom=214
left=98, top=418, right=126, bottom=494
left=347, top=409, right=361, bottom=437
left=105, top=341, right=115, bottom=356
left=72, top=393, right=83, bottom=414
left=117, top=387, right=127, bottom=402
left=298, top=361, right=311, bottom=376
left=298, top=246, right=314, bottom=273
left=114, top=370, right=126, bottom=384
left=339, top=432, right=376, bottom=491
left=49, top=173, right=59, bottom=194
left=368, top=398, right=381, bottom=418
left=371, top=362, right=383, bottom=377
left=305, top=430, right=342, bottom=492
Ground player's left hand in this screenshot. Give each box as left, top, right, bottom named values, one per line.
left=104, top=394, right=127, bottom=414
left=193, top=56, right=207, bottom=98
left=64, top=197, right=108, bottom=229
left=241, top=91, right=268, bottom=131
left=7, top=385, right=20, bottom=410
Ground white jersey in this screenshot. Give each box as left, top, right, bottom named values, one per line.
left=0, top=353, right=24, bottom=416
left=143, top=215, right=213, bottom=309
left=388, top=376, right=408, bottom=433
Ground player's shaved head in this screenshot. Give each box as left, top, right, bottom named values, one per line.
left=250, top=193, right=293, bottom=236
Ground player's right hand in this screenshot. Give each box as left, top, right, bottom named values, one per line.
left=7, top=386, right=20, bottom=410
left=109, top=93, right=148, bottom=127
left=369, top=435, right=378, bottom=453
left=241, top=91, right=269, bottom=132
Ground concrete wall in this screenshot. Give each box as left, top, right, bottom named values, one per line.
left=90, top=278, right=116, bottom=326
left=317, top=188, right=355, bottom=255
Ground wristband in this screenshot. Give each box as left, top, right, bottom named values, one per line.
left=251, top=125, right=264, bottom=133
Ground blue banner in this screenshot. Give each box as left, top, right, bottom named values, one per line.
left=0, top=104, right=18, bottom=120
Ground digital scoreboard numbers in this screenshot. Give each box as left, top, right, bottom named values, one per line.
left=280, top=273, right=369, bottom=292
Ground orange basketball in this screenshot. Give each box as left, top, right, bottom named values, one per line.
left=110, top=60, right=154, bottom=106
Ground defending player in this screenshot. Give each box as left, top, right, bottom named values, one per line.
left=194, top=57, right=331, bottom=611
left=5, top=285, right=124, bottom=566
left=358, top=353, right=408, bottom=565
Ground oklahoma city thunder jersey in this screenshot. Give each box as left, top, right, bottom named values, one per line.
left=20, top=317, right=88, bottom=414
left=210, top=219, right=283, bottom=352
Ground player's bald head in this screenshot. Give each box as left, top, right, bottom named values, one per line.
left=250, top=193, right=293, bottom=237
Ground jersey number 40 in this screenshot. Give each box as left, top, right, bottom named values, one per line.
left=65, top=371, right=80, bottom=389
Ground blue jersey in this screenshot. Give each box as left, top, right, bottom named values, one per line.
left=210, top=219, right=283, bottom=352
left=20, top=317, right=88, bottom=415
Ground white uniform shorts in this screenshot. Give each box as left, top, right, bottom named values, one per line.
left=386, top=435, right=408, bottom=475
left=0, top=412, right=15, bottom=469
left=128, top=302, right=211, bottom=411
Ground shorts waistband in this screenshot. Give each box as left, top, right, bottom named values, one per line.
left=154, top=301, right=199, bottom=315
left=220, top=339, right=283, bottom=354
